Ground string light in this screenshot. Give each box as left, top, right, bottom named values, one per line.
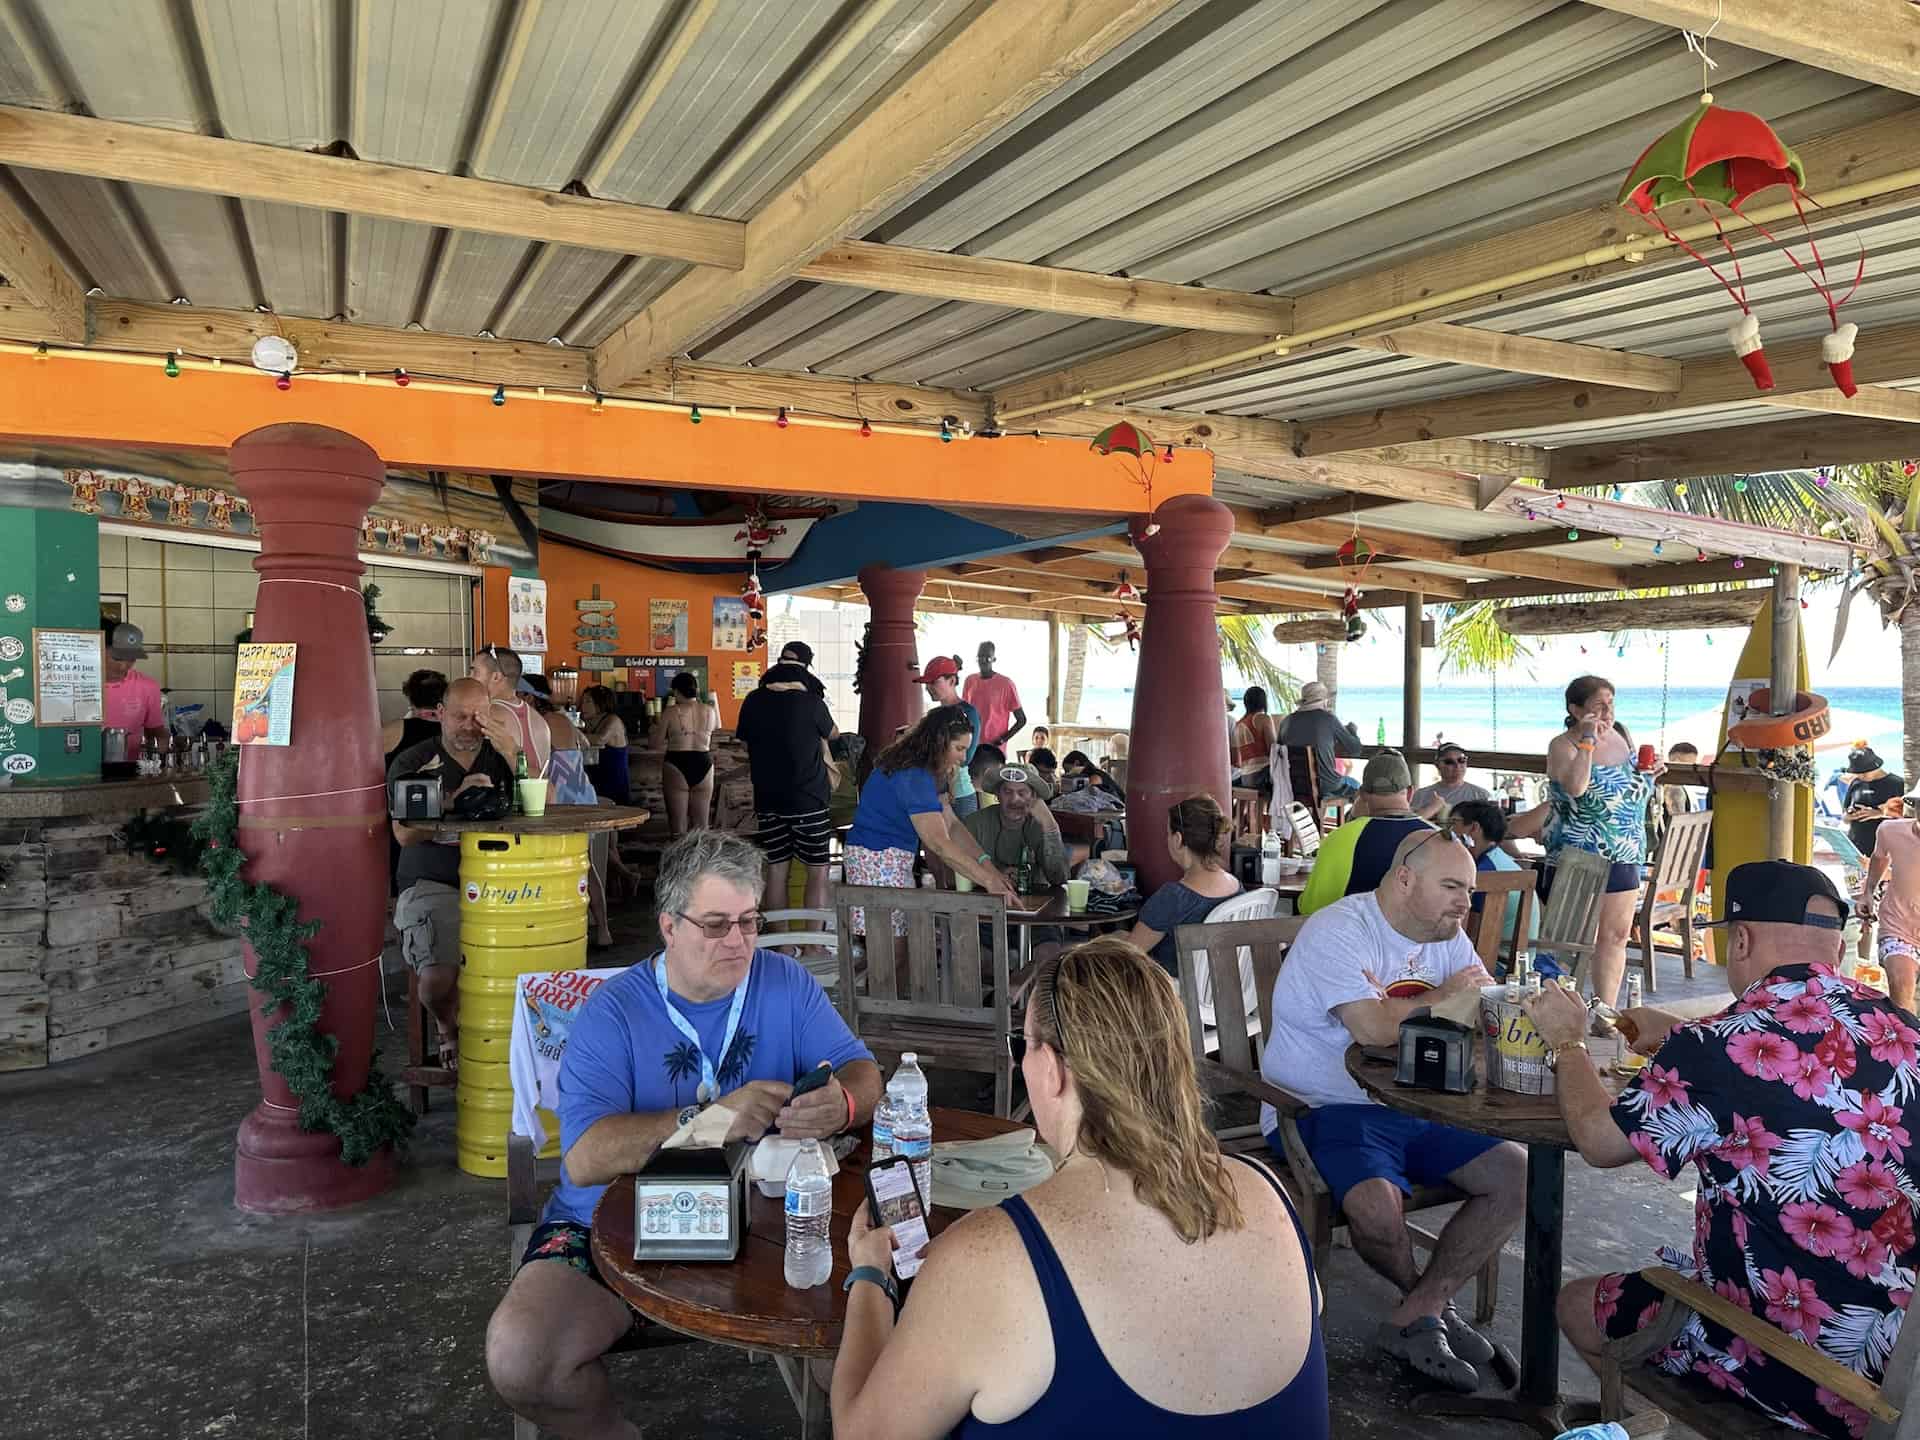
left=939, top=419, right=952, bottom=443
left=1612, top=538, right=1623, bottom=550
left=1906, top=460, right=1917, bottom=478
left=1816, top=467, right=1832, bottom=487
left=1733, top=557, right=1745, bottom=569
left=1525, top=509, right=1538, bottom=521
left=1771, top=563, right=1781, bottom=576
left=689, top=404, right=702, bottom=424
left=1675, top=482, right=1690, bottom=497
left=163, top=352, right=180, bottom=378
left=491, top=384, right=506, bottom=407
left=859, top=418, right=872, bottom=438
left=590, top=393, right=604, bottom=415
left=1162, top=444, right=1175, bottom=463
left=33, top=342, right=47, bottom=360
left=776, top=407, right=789, bottom=428
left=1610, top=485, right=1624, bottom=501
left=1555, top=497, right=1567, bottom=509
left=1653, top=541, right=1664, bottom=555
left=1567, top=528, right=1580, bottom=540
left=275, top=371, right=292, bottom=391
left=394, top=368, right=410, bottom=387
left=1733, top=477, right=1747, bottom=492
left=1696, top=548, right=1708, bottom=562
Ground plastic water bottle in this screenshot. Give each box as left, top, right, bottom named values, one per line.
left=871, top=1089, right=896, bottom=1163
left=891, top=1053, right=933, bottom=1204
left=783, top=1138, right=833, bottom=1289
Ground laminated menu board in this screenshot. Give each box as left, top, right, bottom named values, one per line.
left=30, top=627, right=104, bottom=726
left=648, top=598, right=688, bottom=653
left=232, top=643, right=297, bottom=745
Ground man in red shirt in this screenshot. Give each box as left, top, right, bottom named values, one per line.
left=103, top=623, right=167, bottom=744
left=962, top=640, right=1026, bottom=749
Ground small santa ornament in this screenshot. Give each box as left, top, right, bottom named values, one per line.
left=1727, top=312, right=1773, bottom=391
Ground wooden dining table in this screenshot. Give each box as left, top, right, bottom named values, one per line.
left=1345, top=1042, right=1633, bottom=1438
left=1001, top=885, right=1140, bottom=970
left=592, top=1108, right=1030, bottom=1436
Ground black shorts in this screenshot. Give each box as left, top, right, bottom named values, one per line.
left=756, top=806, right=834, bottom=867
left=520, top=1221, right=639, bottom=1332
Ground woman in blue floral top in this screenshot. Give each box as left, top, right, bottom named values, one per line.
left=1545, top=675, right=1661, bottom=1009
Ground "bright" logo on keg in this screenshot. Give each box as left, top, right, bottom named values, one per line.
left=465, top=881, right=546, bottom=905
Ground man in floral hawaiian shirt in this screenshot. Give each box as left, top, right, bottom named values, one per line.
left=1528, top=861, right=1917, bottom=1440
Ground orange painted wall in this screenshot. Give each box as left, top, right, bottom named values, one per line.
left=0, top=353, right=1212, bottom=513
left=530, top=540, right=757, bottom=728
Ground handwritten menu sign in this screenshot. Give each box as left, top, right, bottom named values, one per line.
left=31, top=628, right=105, bottom=726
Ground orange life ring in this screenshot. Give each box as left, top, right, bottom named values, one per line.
left=1727, top=688, right=1832, bottom=749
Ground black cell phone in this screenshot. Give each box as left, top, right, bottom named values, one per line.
left=789, top=1062, right=833, bottom=1099
left=864, top=1155, right=932, bottom=1280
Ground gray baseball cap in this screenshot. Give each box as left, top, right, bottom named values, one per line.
left=108, top=623, right=148, bottom=661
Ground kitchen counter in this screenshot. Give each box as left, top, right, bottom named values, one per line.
left=0, top=773, right=212, bottom=819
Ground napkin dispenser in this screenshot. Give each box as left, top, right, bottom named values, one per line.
left=389, top=776, right=442, bottom=822
left=633, top=1142, right=751, bottom=1261
left=1395, top=1012, right=1478, bottom=1094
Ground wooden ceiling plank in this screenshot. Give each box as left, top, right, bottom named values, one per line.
left=1757, top=386, right=1920, bottom=424
left=1254, top=510, right=1624, bottom=589
left=1353, top=321, right=1681, bottom=392
left=0, top=105, right=744, bottom=269
left=797, top=242, right=1295, bottom=334
left=593, top=0, right=1185, bottom=388
left=1547, top=415, right=1920, bottom=489
left=1579, top=1, right=1920, bottom=95
left=1480, top=486, right=1854, bottom=571
left=0, top=181, right=82, bottom=341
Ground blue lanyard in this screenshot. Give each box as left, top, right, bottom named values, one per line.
left=653, top=955, right=749, bottom=1104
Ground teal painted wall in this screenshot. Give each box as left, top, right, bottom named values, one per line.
left=0, top=505, right=102, bottom=781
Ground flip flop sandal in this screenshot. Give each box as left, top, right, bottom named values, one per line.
left=1376, top=1316, right=1478, bottom=1394
left=437, top=1036, right=458, bottom=1072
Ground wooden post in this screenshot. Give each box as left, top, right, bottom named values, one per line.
left=1768, top=566, right=1801, bottom=860
left=1403, top=592, right=1423, bottom=753
left=1047, top=619, right=1062, bottom=727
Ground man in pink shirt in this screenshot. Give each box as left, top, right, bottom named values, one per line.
left=1860, top=793, right=1920, bottom=1013
left=962, top=640, right=1026, bottom=749
left=103, top=623, right=168, bottom=743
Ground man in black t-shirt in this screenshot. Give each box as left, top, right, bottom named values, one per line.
left=737, top=648, right=838, bottom=911
left=389, top=677, right=515, bottom=1066
left=1845, top=746, right=1906, bottom=857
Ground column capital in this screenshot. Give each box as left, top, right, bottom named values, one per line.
left=856, top=564, right=927, bottom=610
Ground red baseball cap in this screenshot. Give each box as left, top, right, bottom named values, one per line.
left=911, top=655, right=961, bottom=684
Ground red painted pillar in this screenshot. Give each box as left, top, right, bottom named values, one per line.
left=856, top=565, right=926, bottom=773
left=229, top=424, right=394, bottom=1213
left=1128, top=494, right=1234, bottom=896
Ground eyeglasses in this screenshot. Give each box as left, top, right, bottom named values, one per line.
left=675, top=911, right=765, bottom=939
left=1439, top=753, right=1469, bottom=764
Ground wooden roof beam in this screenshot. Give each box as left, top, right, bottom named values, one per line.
left=965, top=548, right=1344, bottom=609
left=1297, top=320, right=1920, bottom=458
left=1580, top=1, right=1920, bottom=95
left=594, top=0, right=1186, bottom=388
left=1250, top=509, right=1625, bottom=589
left=989, top=108, right=1920, bottom=418
left=1352, top=321, right=1680, bottom=392
left=1546, top=415, right=1920, bottom=489
left=797, top=243, right=1294, bottom=335
left=0, top=177, right=82, bottom=341
left=1480, top=487, right=1855, bottom=572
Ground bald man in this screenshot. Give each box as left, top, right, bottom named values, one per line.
left=471, top=644, right=552, bottom=780
left=1259, top=829, right=1522, bottom=1392
left=390, top=677, right=516, bottom=1066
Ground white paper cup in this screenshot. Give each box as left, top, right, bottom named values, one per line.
left=1066, top=878, right=1090, bottom=912
left=517, top=778, right=549, bottom=817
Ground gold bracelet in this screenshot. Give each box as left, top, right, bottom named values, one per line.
left=1548, top=1038, right=1589, bottom=1070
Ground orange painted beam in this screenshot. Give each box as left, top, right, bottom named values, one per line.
left=0, top=353, right=1211, bottom=515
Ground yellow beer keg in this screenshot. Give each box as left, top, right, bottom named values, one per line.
left=455, top=831, right=589, bottom=1177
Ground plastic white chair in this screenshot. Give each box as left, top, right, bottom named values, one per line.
left=759, top=907, right=839, bottom=990
left=1190, top=888, right=1280, bottom=1037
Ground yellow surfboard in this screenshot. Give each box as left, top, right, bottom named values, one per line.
left=1710, top=600, right=1813, bottom=964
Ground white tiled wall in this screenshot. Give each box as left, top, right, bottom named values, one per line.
left=99, top=533, right=475, bottom=733
left=767, top=600, right=866, bottom=727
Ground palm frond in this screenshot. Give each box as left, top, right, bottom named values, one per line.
left=1436, top=601, right=1534, bottom=676
left=1216, top=614, right=1300, bottom=704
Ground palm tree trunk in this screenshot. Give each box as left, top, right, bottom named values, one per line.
left=1903, top=604, right=1920, bottom=785
left=1315, top=643, right=1340, bottom=710
left=1061, top=623, right=1087, bottom=723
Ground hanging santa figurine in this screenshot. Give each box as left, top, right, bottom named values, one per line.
left=1112, top=571, right=1140, bottom=603
left=1120, top=611, right=1141, bottom=652
left=733, top=507, right=787, bottom=554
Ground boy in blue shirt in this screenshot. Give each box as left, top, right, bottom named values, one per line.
left=487, top=833, right=880, bottom=1439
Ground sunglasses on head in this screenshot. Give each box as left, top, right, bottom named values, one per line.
left=1402, top=828, right=1468, bottom=864
left=1439, top=752, right=1469, bottom=764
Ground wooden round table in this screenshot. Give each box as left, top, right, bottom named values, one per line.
left=1345, top=1042, right=1632, bottom=1438
left=592, top=1109, right=1031, bottom=1428
left=1002, top=887, right=1139, bottom=969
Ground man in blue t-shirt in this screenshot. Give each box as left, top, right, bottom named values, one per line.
left=486, top=833, right=880, bottom=1438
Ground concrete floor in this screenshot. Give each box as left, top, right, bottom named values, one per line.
left=0, top=948, right=1738, bottom=1440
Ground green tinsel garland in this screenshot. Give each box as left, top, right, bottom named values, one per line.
left=194, top=750, right=414, bottom=1165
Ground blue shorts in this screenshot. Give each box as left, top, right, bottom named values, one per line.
left=1325, top=774, right=1360, bottom=798
left=1541, top=858, right=1643, bottom=896
left=1282, top=1104, right=1504, bottom=1210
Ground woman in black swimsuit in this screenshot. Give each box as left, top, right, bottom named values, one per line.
left=652, top=671, right=718, bottom=838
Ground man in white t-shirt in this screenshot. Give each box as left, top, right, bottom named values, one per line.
left=1260, top=829, right=1525, bottom=1392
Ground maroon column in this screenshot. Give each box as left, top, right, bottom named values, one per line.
left=1127, top=495, right=1235, bottom=896
left=856, top=565, right=926, bottom=773
left=229, top=424, right=394, bottom=1213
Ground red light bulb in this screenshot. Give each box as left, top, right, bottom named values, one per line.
left=859, top=418, right=872, bottom=438
left=275, top=371, right=292, bottom=391
left=776, top=407, right=789, bottom=429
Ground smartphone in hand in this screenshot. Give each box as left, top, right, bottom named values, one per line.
left=865, top=1155, right=933, bottom=1281
left=789, top=1061, right=833, bottom=1099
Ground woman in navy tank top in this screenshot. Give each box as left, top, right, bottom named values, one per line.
left=832, top=937, right=1328, bottom=1438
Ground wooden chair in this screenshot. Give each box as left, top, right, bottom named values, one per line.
left=398, top=968, right=455, bottom=1116
left=1629, top=809, right=1713, bottom=992
left=1597, top=1265, right=1920, bottom=1439
left=758, top=907, right=838, bottom=990
left=1171, top=915, right=1499, bottom=1325
left=1280, top=745, right=1337, bottom=831
left=1534, top=847, right=1612, bottom=986
left=1231, top=787, right=1266, bottom=846
left=832, top=884, right=1014, bottom=1116
left=1468, top=869, right=1538, bottom=977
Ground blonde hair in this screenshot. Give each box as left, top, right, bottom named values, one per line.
left=1029, top=937, right=1243, bottom=1243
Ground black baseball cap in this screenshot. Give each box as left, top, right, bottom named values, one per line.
left=778, top=641, right=813, bottom=667
left=1703, top=860, right=1849, bottom=930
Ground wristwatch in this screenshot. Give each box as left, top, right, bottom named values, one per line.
left=676, top=1104, right=701, bottom=1129
left=1547, top=1038, right=1590, bottom=1071
left=844, top=1264, right=900, bottom=1310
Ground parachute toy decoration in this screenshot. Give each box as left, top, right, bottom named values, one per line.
left=1334, top=534, right=1376, bottom=643
left=1089, top=420, right=1160, bottom=537
left=1618, top=97, right=1865, bottom=395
